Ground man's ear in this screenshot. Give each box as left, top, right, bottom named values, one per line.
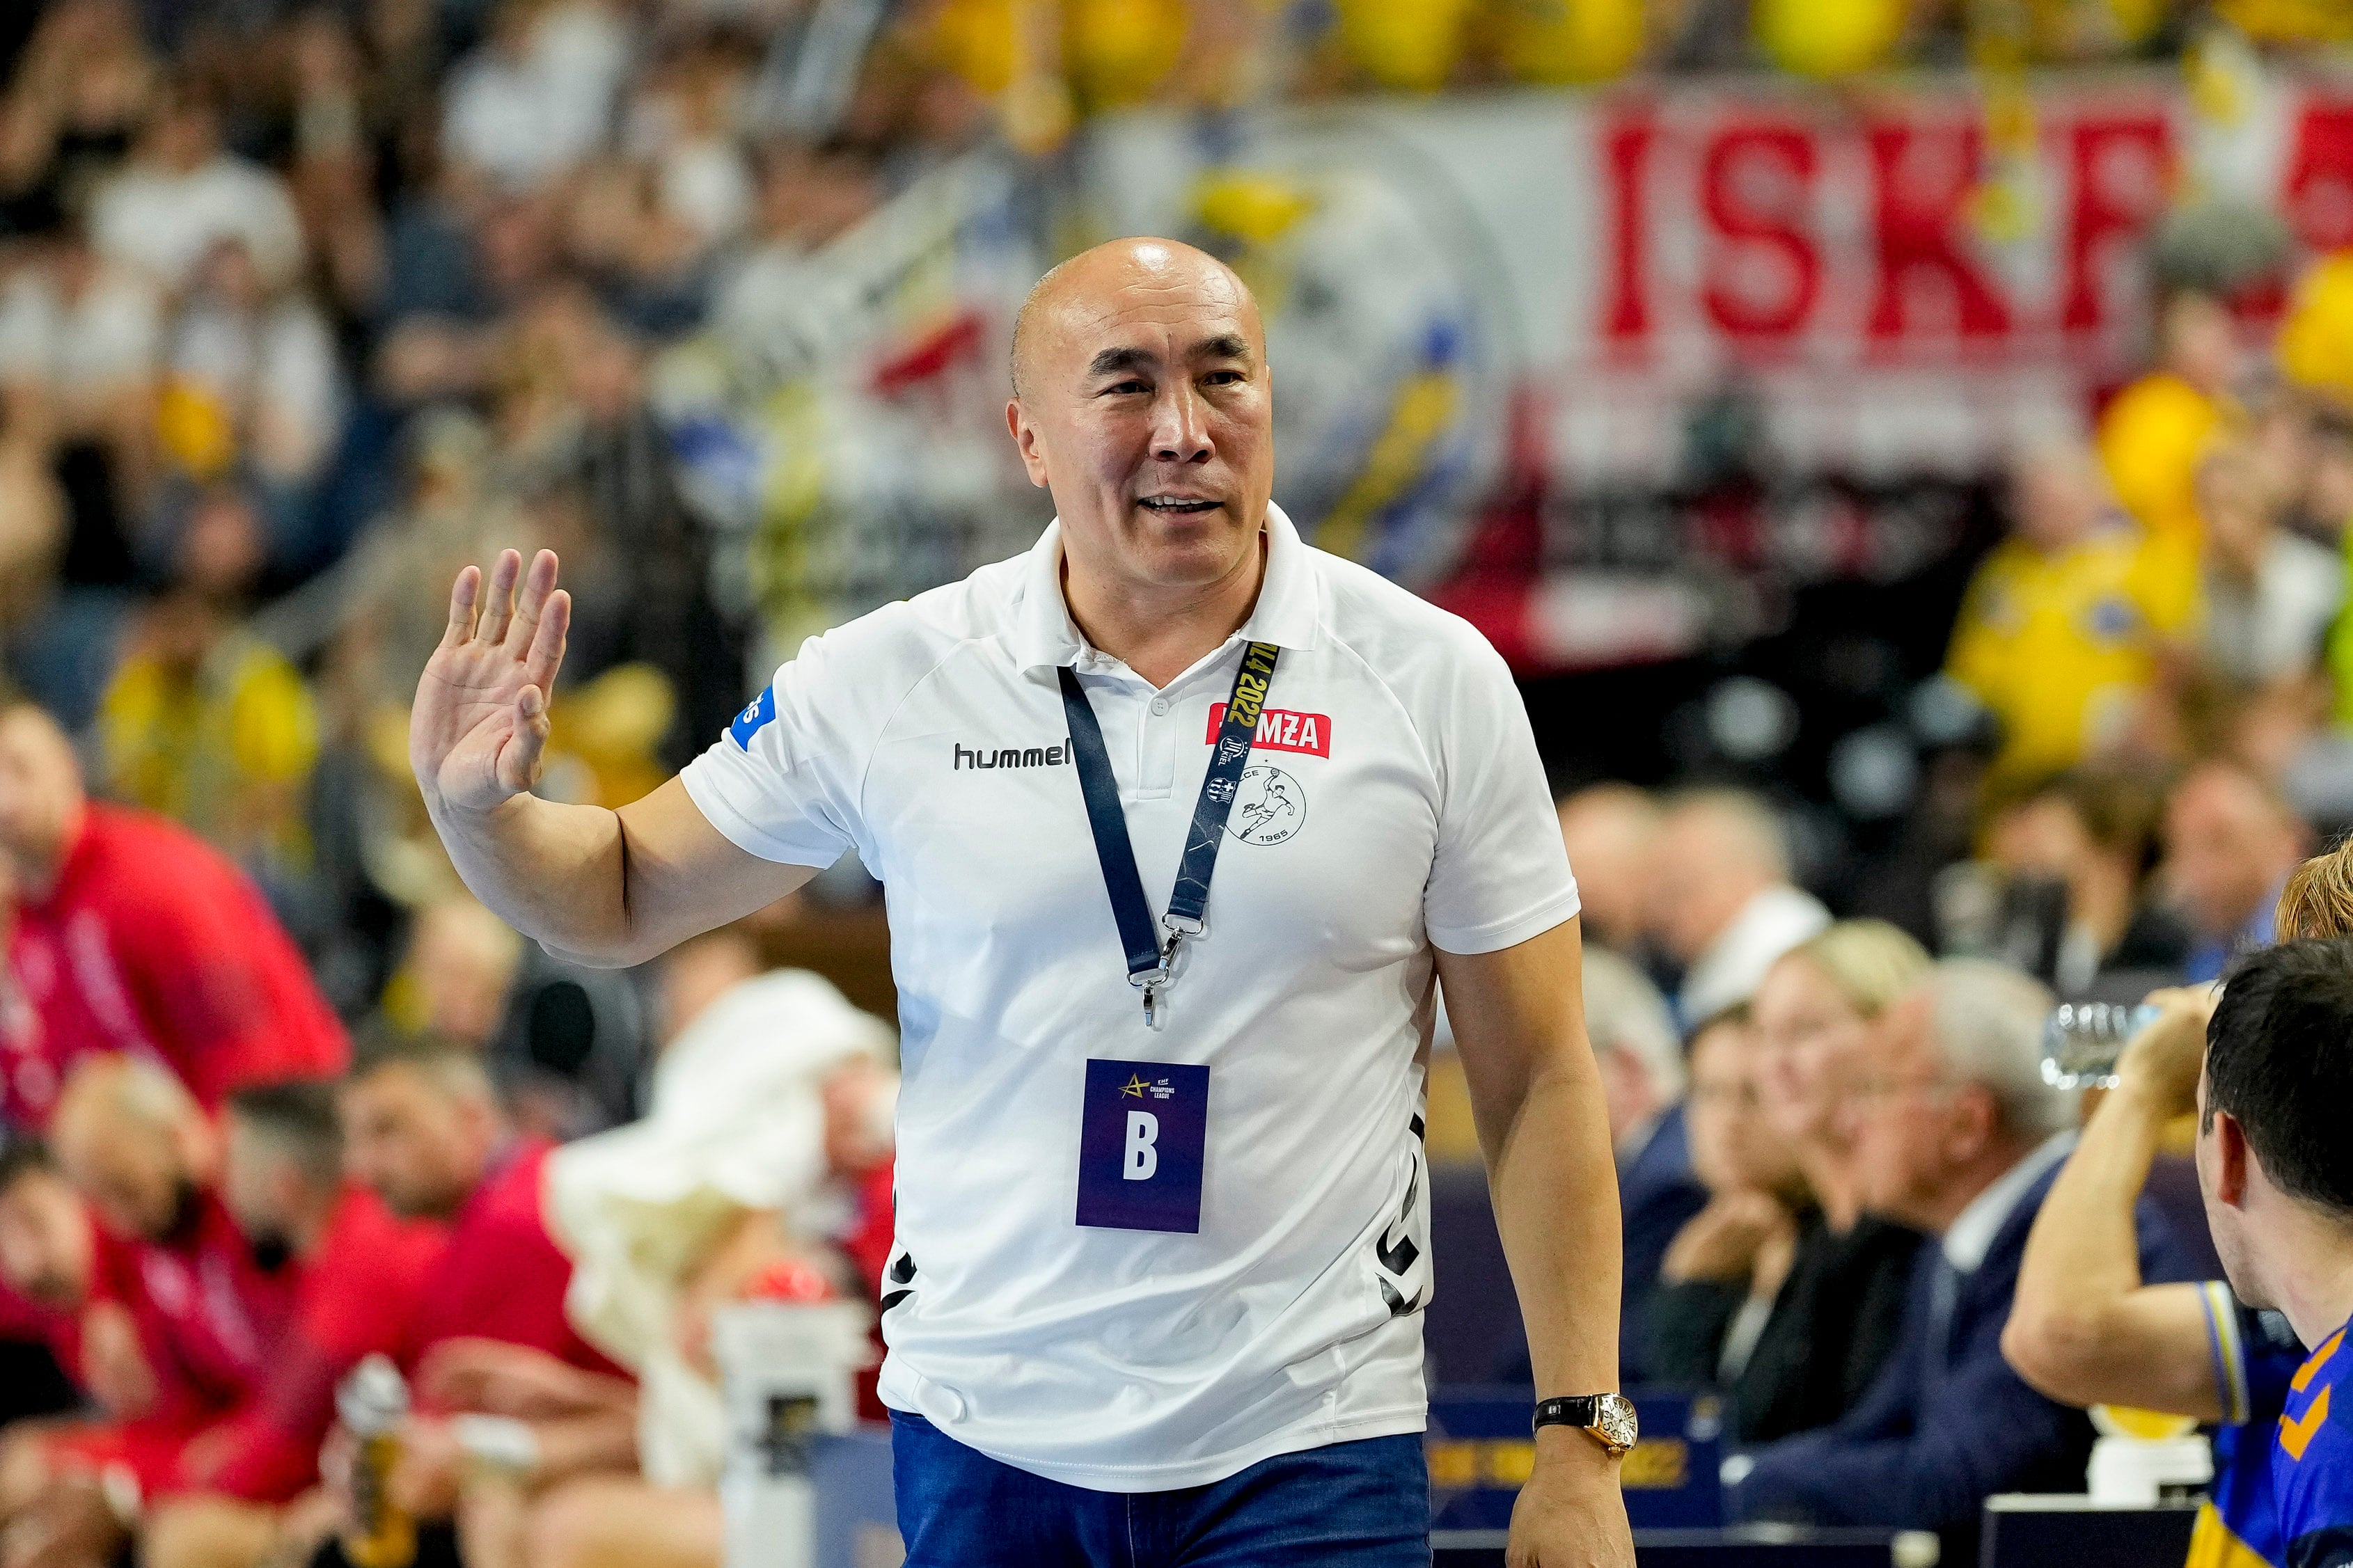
left=1005, top=399, right=1050, bottom=489
left=1946, top=1085, right=1999, bottom=1166
left=2212, top=1110, right=2253, bottom=1209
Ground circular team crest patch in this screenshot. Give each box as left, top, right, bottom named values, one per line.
left=1228, top=764, right=1306, bottom=846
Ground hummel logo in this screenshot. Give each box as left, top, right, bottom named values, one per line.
left=954, top=738, right=1073, bottom=770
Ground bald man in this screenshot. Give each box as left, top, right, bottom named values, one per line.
left=1644, top=790, right=1829, bottom=1029
left=16, top=1057, right=304, bottom=1568
left=409, top=238, right=1633, bottom=1566
left=0, top=702, right=347, bottom=1125
left=1556, top=784, right=1661, bottom=957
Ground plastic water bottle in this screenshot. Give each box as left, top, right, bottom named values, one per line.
left=336, top=1354, right=416, bottom=1568
left=2040, top=1002, right=2163, bottom=1090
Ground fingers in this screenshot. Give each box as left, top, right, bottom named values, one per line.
left=479, top=549, right=523, bottom=646
left=522, top=587, right=571, bottom=694
left=504, top=549, right=561, bottom=656
left=498, top=684, right=551, bottom=795
left=441, top=565, right=482, bottom=649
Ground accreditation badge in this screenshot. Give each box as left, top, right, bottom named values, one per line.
left=1076, top=1059, right=1209, bottom=1233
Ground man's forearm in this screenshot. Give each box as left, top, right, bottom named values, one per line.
left=1490, top=1058, right=1623, bottom=1397
left=2001, top=1077, right=2220, bottom=1418
left=521, top=1411, right=638, bottom=1483
left=2014, top=1082, right=2164, bottom=1324
left=425, top=792, right=634, bottom=963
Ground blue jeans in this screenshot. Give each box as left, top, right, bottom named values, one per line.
left=890, top=1411, right=1431, bottom=1567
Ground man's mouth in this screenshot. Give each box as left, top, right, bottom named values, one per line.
left=1138, top=496, right=1222, bottom=515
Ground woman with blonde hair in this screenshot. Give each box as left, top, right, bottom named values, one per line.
left=1652, top=921, right=1930, bottom=1443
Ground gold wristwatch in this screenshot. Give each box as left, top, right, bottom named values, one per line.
left=1532, top=1393, right=1639, bottom=1457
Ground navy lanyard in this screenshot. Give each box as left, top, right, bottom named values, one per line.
left=1057, top=640, right=1281, bottom=1029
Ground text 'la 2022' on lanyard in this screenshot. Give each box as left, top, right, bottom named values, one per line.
left=1060, top=640, right=1277, bottom=1235
left=1056, top=639, right=1280, bottom=1031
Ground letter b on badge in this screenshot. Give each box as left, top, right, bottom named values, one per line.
left=1124, top=1111, right=1158, bottom=1180
left=1078, top=1060, right=1209, bottom=1233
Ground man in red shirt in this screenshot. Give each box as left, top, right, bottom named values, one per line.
left=0, top=702, right=347, bottom=1126
left=337, top=1038, right=632, bottom=1533
left=341, top=1038, right=615, bottom=1377
left=0, top=1134, right=162, bottom=1546
left=4, top=1056, right=306, bottom=1567
left=136, top=1080, right=443, bottom=1568
left=51, top=1056, right=300, bottom=1429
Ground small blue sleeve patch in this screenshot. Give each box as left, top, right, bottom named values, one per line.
left=728, top=685, right=777, bottom=750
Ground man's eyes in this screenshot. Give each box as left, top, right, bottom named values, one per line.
left=1096, top=370, right=1247, bottom=396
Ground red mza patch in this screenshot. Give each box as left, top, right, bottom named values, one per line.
left=1205, top=703, right=1332, bottom=758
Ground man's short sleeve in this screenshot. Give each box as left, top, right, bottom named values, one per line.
left=1422, top=633, right=1580, bottom=953
left=680, top=628, right=872, bottom=869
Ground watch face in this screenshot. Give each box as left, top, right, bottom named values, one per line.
left=1594, top=1394, right=1639, bottom=1452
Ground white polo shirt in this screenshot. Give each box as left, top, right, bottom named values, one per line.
left=681, top=503, right=1578, bottom=1491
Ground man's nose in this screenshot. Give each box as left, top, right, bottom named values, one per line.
left=1150, top=381, right=1212, bottom=464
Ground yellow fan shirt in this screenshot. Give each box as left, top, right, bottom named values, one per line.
left=1945, top=525, right=2199, bottom=788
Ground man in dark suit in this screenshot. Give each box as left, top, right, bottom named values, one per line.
left=1581, top=948, right=1708, bottom=1383
left=1732, top=959, right=2195, bottom=1558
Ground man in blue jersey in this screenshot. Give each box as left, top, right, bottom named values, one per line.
left=2199, top=940, right=2353, bottom=1568
left=2006, top=983, right=2303, bottom=1567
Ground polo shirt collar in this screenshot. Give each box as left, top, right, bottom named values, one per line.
left=1009, top=502, right=1321, bottom=675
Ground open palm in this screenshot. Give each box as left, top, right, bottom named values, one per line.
left=411, top=548, right=572, bottom=814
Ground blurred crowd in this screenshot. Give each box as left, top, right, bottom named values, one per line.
left=0, top=0, right=2338, bottom=1022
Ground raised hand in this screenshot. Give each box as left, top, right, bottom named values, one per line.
left=411, top=549, right=572, bottom=815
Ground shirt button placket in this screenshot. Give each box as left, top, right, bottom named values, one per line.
left=1141, top=689, right=1177, bottom=797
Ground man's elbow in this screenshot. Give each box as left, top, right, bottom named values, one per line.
left=2000, top=1304, right=2112, bottom=1408
left=536, top=933, right=654, bottom=971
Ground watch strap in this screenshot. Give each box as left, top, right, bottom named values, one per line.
left=1532, top=1395, right=1603, bottom=1433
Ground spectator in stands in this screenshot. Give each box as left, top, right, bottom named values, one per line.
left=0, top=223, right=148, bottom=527
left=157, top=236, right=347, bottom=513
left=2164, top=759, right=2306, bottom=983
left=96, top=486, right=321, bottom=901
left=1644, top=789, right=1829, bottom=1029
left=1985, top=769, right=2188, bottom=994
left=2281, top=835, right=2353, bottom=942
left=393, top=894, right=648, bottom=1137
left=86, top=79, right=303, bottom=295
left=1732, top=960, right=2194, bottom=1556
left=1555, top=784, right=1660, bottom=959
left=136, top=1081, right=443, bottom=1568
left=0, top=701, right=347, bottom=1125
left=1945, top=440, right=2198, bottom=793
left=336, top=1036, right=633, bottom=1553
left=2200, top=439, right=2342, bottom=693
left=2198, top=939, right=2353, bottom=1564
left=2099, top=285, right=2239, bottom=555
left=16, top=1056, right=305, bottom=1566
left=1573, top=945, right=1701, bottom=1383
left=440, top=0, right=629, bottom=196
left=1646, top=1011, right=1807, bottom=1418
left=0, top=0, right=156, bottom=242
left=1707, top=921, right=1928, bottom=1443
left=340, top=1036, right=617, bottom=1376
left=0, top=1135, right=133, bottom=1429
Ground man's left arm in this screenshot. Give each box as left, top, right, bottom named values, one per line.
left=1439, top=916, right=1635, bottom=1568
